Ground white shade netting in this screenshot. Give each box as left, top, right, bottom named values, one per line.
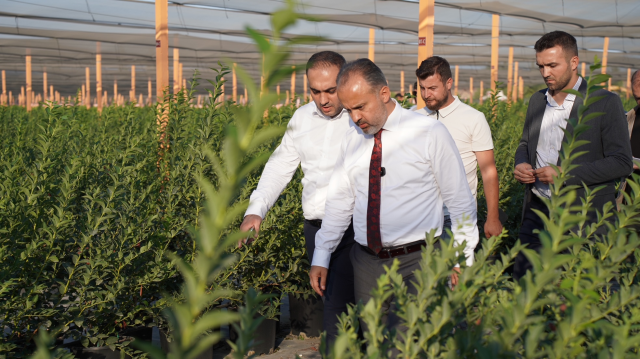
left=0, top=0, right=638, bottom=99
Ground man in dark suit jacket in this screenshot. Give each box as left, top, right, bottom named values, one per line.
left=513, top=31, right=632, bottom=280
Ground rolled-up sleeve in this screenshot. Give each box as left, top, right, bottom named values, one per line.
left=312, top=140, right=355, bottom=268
left=429, top=122, right=479, bottom=266
left=245, top=119, right=301, bottom=219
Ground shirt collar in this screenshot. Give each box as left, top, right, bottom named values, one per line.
left=311, top=101, right=347, bottom=120
left=545, top=76, right=582, bottom=108
left=381, top=100, right=402, bottom=132
left=422, top=96, right=461, bottom=118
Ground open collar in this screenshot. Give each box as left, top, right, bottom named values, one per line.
left=545, top=76, right=582, bottom=108
left=312, top=101, right=347, bottom=120
left=381, top=100, right=402, bottom=132
left=422, top=96, right=462, bottom=119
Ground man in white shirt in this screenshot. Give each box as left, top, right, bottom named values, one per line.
left=309, top=59, right=478, bottom=333
left=240, top=51, right=357, bottom=345
left=414, top=56, right=503, bottom=240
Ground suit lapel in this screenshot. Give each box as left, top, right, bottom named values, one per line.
left=528, top=91, right=547, bottom=166
left=557, top=78, right=587, bottom=166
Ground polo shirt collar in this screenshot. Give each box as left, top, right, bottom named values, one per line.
left=422, top=96, right=461, bottom=118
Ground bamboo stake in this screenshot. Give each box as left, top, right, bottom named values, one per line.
left=156, top=0, right=169, bottom=100
left=96, top=43, right=102, bottom=112
left=114, top=80, right=118, bottom=105
left=303, top=74, right=308, bottom=102
left=26, top=55, right=32, bottom=111
left=291, top=66, right=296, bottom=101
left=245, top=88, right=248, bottom=105
left=148, top=79, right=152, bottom=105
left=232, top=63, right=237, bottom=103
left=507, top=47, right=513, bottom=101
left=21, top=86, right=25, bottom=106
left=180, top=63, right=184, bottom=91
left=400, top=70, right=405, bottom=96
left=182, top=78, right=186, bottom=91
left=627, top=68, right=631, bottom=100
left=43, top=71, right=48, bottom=101
left=490, top=14, right=500, bottom=90
left=368, top=28, right=375, bottom=62
left=1, top=70, right=5, bottom=105
left=131, top=65, right=136, bottom=102
left=512, top=61, right=519, bottom=101
left=81, top=84, right=85, bottom=105
left=173, top=48, right=179, bottom=94
left=518, top=76, right=524, bottom=100
left=50, top=86, right=53, bottom=102
left=581, top=62, right=586, bottom=78
left=285, top=90, right=290, bottom=105
left=417, top=0, right=435, bottom=109
left=139, top=93, right=143, bottom=106
left=469, top=77, right=474, bottom=104
left=454, top=65, right=459, bottom=96
left=479, top=81, right=484, bottom=104
left=277, top=84, right=280, bottom=97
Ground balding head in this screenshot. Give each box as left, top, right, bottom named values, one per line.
left=337, top=59, right=388, bottom=94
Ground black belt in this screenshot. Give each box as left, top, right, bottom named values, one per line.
left=305, top=219, right=322, bottom=227
left=361, top=240, right=427, bottom=259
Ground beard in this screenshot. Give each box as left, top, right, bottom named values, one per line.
left=424, top=94, right=449, bottom=111
left=545, top=69, right=572, bottom=92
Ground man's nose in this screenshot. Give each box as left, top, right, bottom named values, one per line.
left=319, top=92, right=329, bottom=105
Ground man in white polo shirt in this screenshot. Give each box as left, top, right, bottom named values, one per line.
left=415, top=56, right=503, bottom=240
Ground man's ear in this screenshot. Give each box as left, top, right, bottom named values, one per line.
left=446, top=77, right=453, bottom=92
left=380, top=85, right=391, bottom=102
left=570, top=55, right=579, bottom=72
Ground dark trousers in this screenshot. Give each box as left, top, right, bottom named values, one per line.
left=303, top=220, right=356, bottom=348
left=514, top=194, right=549, bottom=280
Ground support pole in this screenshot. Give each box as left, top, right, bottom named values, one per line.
left=602, top=37, right=609, bottom=89
left=417, top=0, right=435, bottom=109
left=1, top=70, right=6, bottom=105
left=518, top=76, right=524, bottom=100
left=512, top=61, right=519, bottom=101
left=479, top=81, right=484, bottom=105
left=581, top=62, right=586, bottom=78
left=232, top=63, right=237, bottom=103
left=245, top=87, right=248, bottom=105
left=469, top=77, right=474, bottom=104
left=43, top=71, right=48, bottom=101
left=179, top=63, right=184, bottom=91
left=303, top=74, right=308, bottom=102
left=291, top=66, right=296, bottom=101
left=114, top=80, right=118, bottom=105
left=490, top=14, right=500, bottom=90
left=156, top=0, right=169, bottom=100
left=26, top=55, right=32, bottom=111
left=173, top=50, right=179, bottom=94
left=454, top=65, right=459, bottom=96
left=131, top=65, right=136, bottom=102
left=627, top=68, right=631, bottom=100
left=400, top=70, right=405, bottom=95
left=96, top=43, right=102, bottom=112
left=368, top=28, right=375, bottom=62
left=507, top=47, right=513, bottom=101
left=148, top=79, right=152, bottom=105
left=85, top=67, right=90, bottom=109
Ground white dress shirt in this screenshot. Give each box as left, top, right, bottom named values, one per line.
left=245, top=102, right=355, bottom=220
left=533, top=77, right=582, bottom=199
left=313, top=101, right=479, bottom=268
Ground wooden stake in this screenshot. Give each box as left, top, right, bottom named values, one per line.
left=96, top=43, right=102, bottom=112
left=43, top=71, right=48, bottom=101
left=139, top=93, right=143, bottom=106
left=81, top=84, right=85, bottom=105
left=173, top=48, right=179, bottom=94
left=454, top=65, right=459, bottom=96
left=85, top=67, right=90, bottom=109
left=368, top=28, right=375, bottom=62
left=21, top=86, right=25, bottom=107
left=26, top=55, right=32, bottom=111
left=182, top=78, right=186, bottom=91
left=277, top=84, right=280, bottom=97
left=626, top=68, right=631, bottom=100
left=131, top=65, right=136, bottom=101
left=232, top=63, right=237, bottom=103
left=244, top=87, right=248, bottom=105
left=291, top=66, right=296, bottom=101
left=490, top=14, right=500, bottom=90
left=518, top=76, right=524, bottom=100
left=50, top=86, right=53, bottom=102
left=221, top=76, right=225, bottom=101
left=148, top=79, right=152, bottom=105
left=479, top=81, right=484, bottom=104
left=469, top=77, right=474, bottom=104
left=581, top=62, right=586, bottom=78
left=602, top=37, right=609, bottom=76
left=512, top=61, right=519, bottom=101
left=156, top=0, right=169, bottom=100
left=507, top=47, right=513, bottom=101
left=303, top=74, right=308, bottom=102
left=114, top=80, right=118, bottom=105
left=1, top=70, right=6, bottom=105
left=417, top=0, right=435, bottom=109
left=400, top=70, right=405, bottom=96
left=285, top=90, right=290, bottom=105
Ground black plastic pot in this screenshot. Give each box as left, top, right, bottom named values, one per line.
left=288, top=293, right=323, bottom=337
left=229, top=317, right=277, bottom=355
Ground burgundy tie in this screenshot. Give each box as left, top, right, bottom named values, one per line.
left=367, top=130, right=383, bottom=254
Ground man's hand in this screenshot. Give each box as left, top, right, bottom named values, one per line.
left=534, top=166, right=561, bottom=184
left=514, top=163, right=536, bottom=184
left=451, top=267, right=461, bottom=288
left=239, top=214, right=262, bottom=247
left=484, top=215, right=503, bottom=238
left=309, top=265, right=328, bottom=296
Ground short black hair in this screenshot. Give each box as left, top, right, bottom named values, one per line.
left=534, top=31, right=578, bottom=59
left=632, top=70, right=640, bottom=86
left=336, top=58, right=388, bottom=92
left=415, top=56, right=452, bottom=84
left=306, top=51, right=346, bottom=74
